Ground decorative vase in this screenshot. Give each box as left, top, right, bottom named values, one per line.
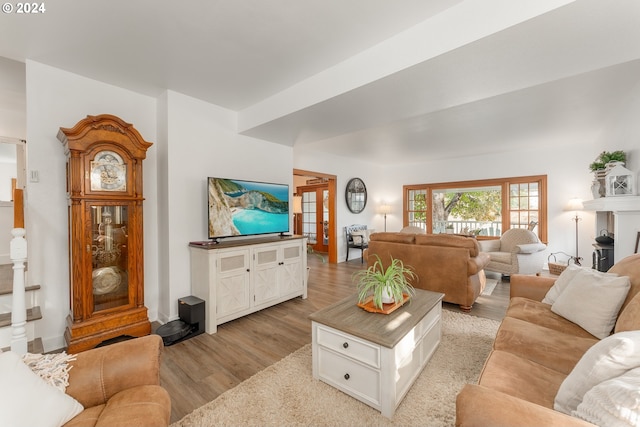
left=591, top=180, right=602, bottom=199
left=593, top=170, right=607, bottom=198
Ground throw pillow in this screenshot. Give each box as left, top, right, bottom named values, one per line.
left=554, top=330, right=640, bottom=415
left=551, top=269, right=630, bottom=339
left=0, top=351, right=84, bottom=427
left=351, top=231, right=367, bottom=245
left=21, top=351, right=77, bottom=392
left=541, top=264, right=583, bottom=304
left=572, top=367, right=640, bottom=427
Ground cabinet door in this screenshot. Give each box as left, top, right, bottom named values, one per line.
left=280, top=242, right=304, bottom=295
left=216, top=249, right=251, bottom=318
left=253, top=246, right=280, bottom=305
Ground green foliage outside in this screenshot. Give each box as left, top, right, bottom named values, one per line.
left=410, top=189, right=501, bottom=225
left=445, top=190, right=501, bottom=222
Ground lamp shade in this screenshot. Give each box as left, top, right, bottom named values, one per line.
left=378, top=204, right=392, bottom=215
left=293, top=195, right=302, bottom=214
left=565, top=198, right=583, bottom=211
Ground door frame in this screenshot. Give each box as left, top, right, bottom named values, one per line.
left=293, top=169, right=337, bottom=264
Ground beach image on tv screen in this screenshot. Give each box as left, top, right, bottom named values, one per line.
left=208, top=178, right=289, bottom=238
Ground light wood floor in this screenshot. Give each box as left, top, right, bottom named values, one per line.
left=159, top=257, right=510, bottom=423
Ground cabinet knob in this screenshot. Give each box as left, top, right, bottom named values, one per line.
left=343, top=342, right=349, bottom=349
left=246, top=269, right=250, bottom=272
left=344, top=373, right=350, bottom=380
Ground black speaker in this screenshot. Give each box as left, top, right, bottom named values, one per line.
left=155, top=296, right=205, bottom=346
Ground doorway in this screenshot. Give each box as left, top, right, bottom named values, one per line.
left=298, top=184, right=328, bottom=253
left=293, top=169, right=337, bottom=263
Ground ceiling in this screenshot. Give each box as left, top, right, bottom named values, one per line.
left=1, top=0, right=639, bottom=166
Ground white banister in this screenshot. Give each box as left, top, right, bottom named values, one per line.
left=10, top=227, right=27, bottom=355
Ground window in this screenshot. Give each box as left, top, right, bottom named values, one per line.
left=403, top=175, right=547, bottom=242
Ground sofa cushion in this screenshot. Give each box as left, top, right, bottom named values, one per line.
left=609, top=253, right=640, bottom=313
left=551, top=270, right=630, bottom=339
left=505, top=297, right=598, bottom=339
left=79, top=385, right=171, bottom=427
left=0, top=351, right=84, bottom=427
left=494, top=317, right=598, bottom=375
left=616, top=292, right=640, bottom=333
left=572, top=367, right=640, bottom=427
left=415, top=234, right=480, bottom=257
left=369, top=232, right=415, bottom=244
left=554, top=330, right=640, bottom=415
left=478, top=350, right=566, bottom=409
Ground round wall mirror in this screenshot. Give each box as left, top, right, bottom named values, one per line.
left=345, top=177, right=367, bottom=214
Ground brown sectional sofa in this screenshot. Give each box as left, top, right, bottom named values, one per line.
left=365, top=232, right=490, bottom=311
left=456, top=253, right=640, bottom=426
left=64, top=334, right=171, bottom=427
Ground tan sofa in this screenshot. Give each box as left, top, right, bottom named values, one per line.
left=64, top=334, right=171, bottom=427
left=456, top=254, right=640, bottom=426
left=365, top=232, right=490, bottom=311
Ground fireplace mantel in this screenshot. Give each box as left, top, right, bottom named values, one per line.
left=583, top=196, right=640, bottom=212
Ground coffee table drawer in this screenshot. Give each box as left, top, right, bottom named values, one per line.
left=317, top=347, right=381, bottom=406
left=317, top=326, right=380, bottom=368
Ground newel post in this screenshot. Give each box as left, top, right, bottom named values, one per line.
left=10, top=227, right=27, bottom=355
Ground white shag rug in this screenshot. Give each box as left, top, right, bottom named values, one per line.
left=172, top=310, right=499, bottom=427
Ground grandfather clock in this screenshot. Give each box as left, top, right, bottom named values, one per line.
left=58, top=114, right=152, bottom=352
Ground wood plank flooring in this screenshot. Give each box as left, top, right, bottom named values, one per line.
left=159, top=257, right=509, bottom=423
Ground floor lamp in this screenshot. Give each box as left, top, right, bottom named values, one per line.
left=566, top=198, right=584, bottom=266
left=378, top=203, right=392, bottom=232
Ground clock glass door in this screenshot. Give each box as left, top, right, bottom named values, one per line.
left=91, top=204, right=130, bottom=313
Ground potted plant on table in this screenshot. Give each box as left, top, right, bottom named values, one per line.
left=353, top=254, right=417, bottom=310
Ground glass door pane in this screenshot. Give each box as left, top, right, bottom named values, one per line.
left=91, top=204, right=129, bottom=313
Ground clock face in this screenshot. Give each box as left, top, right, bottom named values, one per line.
left=90, top=150, right=127, bottom=192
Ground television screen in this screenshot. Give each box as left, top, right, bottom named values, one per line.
left=208, top=177, right=289, bottom=240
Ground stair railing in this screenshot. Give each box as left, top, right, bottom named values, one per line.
left=10, top=188, right=27, bottom=355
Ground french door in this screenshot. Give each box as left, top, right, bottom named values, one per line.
left=299, top=184, right=329, bottom=253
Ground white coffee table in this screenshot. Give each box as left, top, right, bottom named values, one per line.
left=309, top=289, right=444, bottom=418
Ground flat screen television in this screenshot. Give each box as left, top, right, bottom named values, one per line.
left=208, top=177, right=290, bottom=240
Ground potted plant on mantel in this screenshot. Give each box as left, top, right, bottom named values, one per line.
left=353, top=254, right=417, bottom=312
left=589, top=150, right=627, bottom=198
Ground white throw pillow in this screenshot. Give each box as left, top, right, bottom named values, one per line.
left=551, top=269, right=630, bottom=339
left=542, top=265, right=584, bottom=304
left=351, top=231, right=367, bottom=245
left=555, top=331, right=640, bottom=415
left=0, top=351, right=83, bottom=427
left=572, top=367, right=640, bottom=427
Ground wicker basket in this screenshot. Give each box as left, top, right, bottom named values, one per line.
left=548, top=253, right=568, bottom=275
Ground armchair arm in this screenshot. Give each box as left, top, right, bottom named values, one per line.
left=510, top=274, right=556, bottom=300
left=478, top=239, right=500, bottom=252
left=456, top=384, right=595, bottom=427
left=515, top=243, right=546, bottom=254
left=65, top=335, right=163, bottom=408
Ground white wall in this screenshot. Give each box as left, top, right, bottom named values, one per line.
left=25, top=61, right=159, bottom=351
left=294, top=138, right=601, bottom=266
left=156, top=90, right=295, bottom=323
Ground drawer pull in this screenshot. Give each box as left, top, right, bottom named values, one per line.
left=343, top=342, right=349, bottom=349
left=344, top=373, right=350, bottom=380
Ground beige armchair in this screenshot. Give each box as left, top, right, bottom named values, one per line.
left=478, top=228, right=546, bottom=276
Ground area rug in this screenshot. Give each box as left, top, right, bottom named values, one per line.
left=171, top=310, right=499, bottom=427
left=481, top=278, right=498, bottom=296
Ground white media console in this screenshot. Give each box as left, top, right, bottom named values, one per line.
left=189, top=235, right=308, bottom=334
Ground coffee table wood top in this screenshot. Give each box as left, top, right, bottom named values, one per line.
left=309, top=289, right=444, bottom=348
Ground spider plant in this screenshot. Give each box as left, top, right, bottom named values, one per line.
left=353, top=254, right=417, bottom=310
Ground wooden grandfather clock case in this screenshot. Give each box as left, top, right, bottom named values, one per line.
left=58, top=114, right=152, bottom=352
